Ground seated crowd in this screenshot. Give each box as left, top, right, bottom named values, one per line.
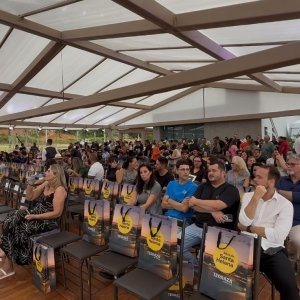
left=0, top=135, right=299, bottom=299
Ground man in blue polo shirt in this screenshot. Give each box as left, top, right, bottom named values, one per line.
left=277, top=153, right=300, bottom=257
left=162, top=159, right=198, bottom=224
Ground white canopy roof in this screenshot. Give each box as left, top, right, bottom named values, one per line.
left=0, top=0, right=300, bottom=130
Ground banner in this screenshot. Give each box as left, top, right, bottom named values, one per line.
left=200, top=227, right=254, bottom=300
left=119, top=183, right=137, bottom=205
left=82, top=199, right=110, bottom=245
left=109, top=204, right=145, bottom=257
left=32, top=242, right=56, bottom=293
left=138, top=214, right=177, bottom=280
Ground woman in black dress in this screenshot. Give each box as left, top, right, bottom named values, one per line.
left=0, top=164, right=67, bottom=279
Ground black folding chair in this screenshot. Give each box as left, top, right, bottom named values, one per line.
left=113, top=217, right=187, bottom=300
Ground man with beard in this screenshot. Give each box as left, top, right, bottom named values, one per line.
left=240, top=165, right=299, bottom=300
left=182, top=161, right=240, bottom=265
left=277, top=153, right=300, bottom=259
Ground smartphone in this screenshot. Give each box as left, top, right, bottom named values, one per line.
left=223, top=214, right=233, bottom=222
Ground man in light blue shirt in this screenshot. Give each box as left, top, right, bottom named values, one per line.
left=162, top=159, right=198, bottom=223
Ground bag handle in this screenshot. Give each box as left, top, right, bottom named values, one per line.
left=88, top=200, right=97, bottom=215
left=34, top=245, right=42, bottom=261
left=217, top=231, right=235, bottom=250
left=126, top=184, right=134, bottom=195
left=120, top=206, right=132, bottom=222
left=149, top=217, right=162, bottom=238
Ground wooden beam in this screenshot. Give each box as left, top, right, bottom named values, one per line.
left=113, top=85, right=204, bottom=125
left=0, top=41, right=65, bottom=109
left=0, top=85, right=150, bottom=110
left=2, top=121, right=107, bottom=129
left=0, top=41, right=299, bottom=123
left=113, top=0, right=282, bottom=92
left=20, top=0, right=83, bottom=18
left=62, top=0, right=300, bottom=40
left=0, top=10, right=172, bottom=76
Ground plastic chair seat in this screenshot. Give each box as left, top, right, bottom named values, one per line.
left=37, top=231, right=81, bottom=249
left=90, top=251, right=138, bottom=276
left=66, top=203, right=84, bottom=214
left=62, top=240, right=108, bottom=260
left=0, top=206, right=15, bottom=214
left=114, top=268, right=177, bottom=300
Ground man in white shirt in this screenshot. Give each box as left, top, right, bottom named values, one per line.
left=88, top=152, right=104, bottom=181
left=238, top=165, right=299, bottom=300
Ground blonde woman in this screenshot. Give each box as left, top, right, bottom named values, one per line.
left=226, top=156, right=250, bottom=195
left=0, top=164, right=67, bottom=279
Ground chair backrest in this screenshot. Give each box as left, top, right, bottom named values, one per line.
left=253, top=235, right=262, bottom=300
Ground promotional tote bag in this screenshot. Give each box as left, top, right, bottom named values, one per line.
left=119, top=183, right=137, bottom=205
left=83, top=199, right=110, bottom=245
left=138, top=214, right=177, bottom=280
left=200, top=226, right=255, bottom=300
left=109, top=203, right=145, bottom=257
left=32, top=242, right=56, bottom=293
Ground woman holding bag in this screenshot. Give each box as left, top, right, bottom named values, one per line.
left=0, top=164, right=67, bottom=280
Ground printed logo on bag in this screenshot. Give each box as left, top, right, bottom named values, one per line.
left=117, top=206, right=133, bottom=234
left=169, top=276, right=186, bottom=291
left=123, top=185, right=135, bottom=203
left=69, top=181, right=75, bottom=192
left=213, top=232, right=238, bottom=274
left=34, top=247, right=43, bottom=273
left=84, top=179, right=93, bottom=195
left=147, top=219, right=164, bottom=251
left=88, top=201, right=98, bottom=227
left=117, top=215, right=133, bottom=234
left=102, top=182, right=111, bottom=199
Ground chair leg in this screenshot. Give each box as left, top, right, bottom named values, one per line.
left=61, top=251, right=67, bottom=288
left=80, top=260, right=84, bottom=300
left=271, top=283, right=276, bottom=300
left=113, top=285, right=118, bottom=300
left=88, top=263, right=92, bottom=300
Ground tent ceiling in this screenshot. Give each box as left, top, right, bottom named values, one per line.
left=0, top=0, right=300, bottom=130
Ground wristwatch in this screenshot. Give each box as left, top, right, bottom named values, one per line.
left=246, top=225, right=252, bottom=233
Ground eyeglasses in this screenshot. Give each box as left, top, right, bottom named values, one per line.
left=286, top=162, right=300, bottom=167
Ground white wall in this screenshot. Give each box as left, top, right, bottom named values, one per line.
left=121, top=87, right=300, bottom=126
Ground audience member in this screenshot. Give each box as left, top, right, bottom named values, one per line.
left=135, top=164, right=162, bottom=214
left=239, top=165, right=299, bottom=300
left=183, top=161, right=240, bottom=265
left=0, top=164, right=67, bottom=279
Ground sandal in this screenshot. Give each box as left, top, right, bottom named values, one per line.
left=0, top=268, right=15, bottom=279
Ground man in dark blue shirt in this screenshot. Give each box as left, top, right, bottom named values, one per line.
left=277, top=153, right=300, bottom=256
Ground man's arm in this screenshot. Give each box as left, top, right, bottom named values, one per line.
left=188, top=196, right=227, bottom=212
left=244, top=186, right=266, bottom=220
left=161, top=195, right=189, bottom=212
